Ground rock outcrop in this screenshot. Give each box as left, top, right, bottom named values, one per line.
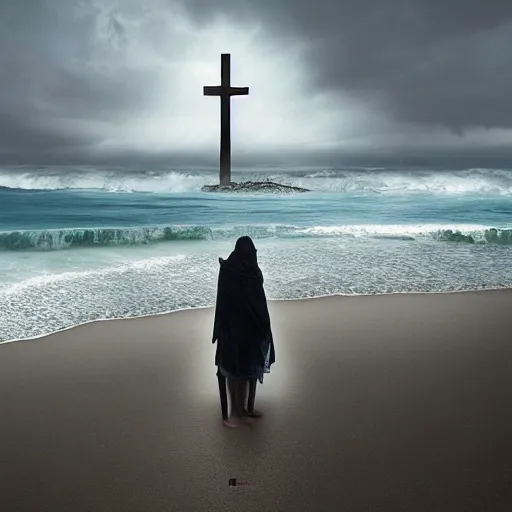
left=202, top=181, right=309, bottom=193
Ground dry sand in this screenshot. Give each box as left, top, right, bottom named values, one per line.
left=1, top=290, right=511, bottom=511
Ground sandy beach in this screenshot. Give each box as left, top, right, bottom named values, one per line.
left=1, top=290, right=511, bottom=511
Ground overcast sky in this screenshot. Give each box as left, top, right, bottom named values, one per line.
left=1, top=0, right=512, bottom=167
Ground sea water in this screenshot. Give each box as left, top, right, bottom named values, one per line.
left=1, top=165, right=511, bottom=342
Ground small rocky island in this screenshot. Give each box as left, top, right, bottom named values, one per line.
left=202, top=180, right=309, bottom=193
left=202, top=54, right=310, bottom=195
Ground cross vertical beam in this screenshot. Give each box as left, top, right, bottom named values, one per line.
left=220, top=54, right=231, bottom=186
left=204, top=54, right=249, bottom=186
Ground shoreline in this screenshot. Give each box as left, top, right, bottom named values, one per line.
left=2, top=285, right=511, bottom=345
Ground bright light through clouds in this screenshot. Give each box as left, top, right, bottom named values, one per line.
left=94, top=5, right=356, bottom=157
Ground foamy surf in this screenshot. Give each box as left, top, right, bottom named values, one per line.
left=1, top=236, right=512, bottom=342
left=1, top=165, right=511, bottom=342
left=1, top=167, right=512, bottom=194
left=1, top=224, right=512, bottom=251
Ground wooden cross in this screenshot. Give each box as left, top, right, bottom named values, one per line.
left=204, top=54, right=249, bottom=186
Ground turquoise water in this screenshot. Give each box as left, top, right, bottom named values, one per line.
left=1, top=166, right=511, bottom=342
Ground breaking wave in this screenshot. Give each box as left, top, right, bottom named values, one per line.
left=0, top=167, right=511, bottom=194
left=0, top=170, right=213, bottom=193
left=1, top=224, right=512, bottom=251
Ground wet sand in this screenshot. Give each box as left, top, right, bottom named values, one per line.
left=1, top=290, right=511, bottom=511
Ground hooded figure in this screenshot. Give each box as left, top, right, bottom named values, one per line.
left=212, top=236, right=275, bottom=427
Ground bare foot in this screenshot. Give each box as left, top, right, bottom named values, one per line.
left=223, top=417, right=242, bottom=428
left=244, top=409, right=263, bottom=418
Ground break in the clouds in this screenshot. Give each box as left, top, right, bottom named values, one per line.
left=1, top=0, right=512, bottom=166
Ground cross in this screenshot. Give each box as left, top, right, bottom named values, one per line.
left=204, top=54, right=249, bottom=186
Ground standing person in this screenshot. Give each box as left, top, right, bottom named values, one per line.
left=212, top=236, right=275, bottom=428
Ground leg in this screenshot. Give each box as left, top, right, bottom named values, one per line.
left=243, top=378, right=263, bottom=418
left=236, top=380, right=255, bottom=424
left=223, top=378, right=243, bottom=428
left=247, top=379, right=256, bottom=413
left=217, top=371, right=228, bottom=421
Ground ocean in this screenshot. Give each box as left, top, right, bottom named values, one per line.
left=1, top=165, right=511, bottom=343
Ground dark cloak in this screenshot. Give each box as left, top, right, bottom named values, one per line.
left=212, top=237, right=275, bottom=380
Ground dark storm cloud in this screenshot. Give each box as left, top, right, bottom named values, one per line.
left=1, top=0, right=512, bottom=165
left=181, top=0, right=512, bottom=130
left=0, top=1, right=170, bottom=160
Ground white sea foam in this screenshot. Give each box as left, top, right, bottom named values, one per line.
left=1, top=237, right=512, bottom=342
left=2, top=223, right=511, bottom=251
left=297, top=223, right=498, bottom=240
left=0, top=167, right=511, bottom=194
left=1, top=165, right=512, bottom=342
left=0, top=170, right=214, bottom=193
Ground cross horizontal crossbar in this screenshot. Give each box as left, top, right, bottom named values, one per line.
left=203, top=86, right=249, bottom=97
